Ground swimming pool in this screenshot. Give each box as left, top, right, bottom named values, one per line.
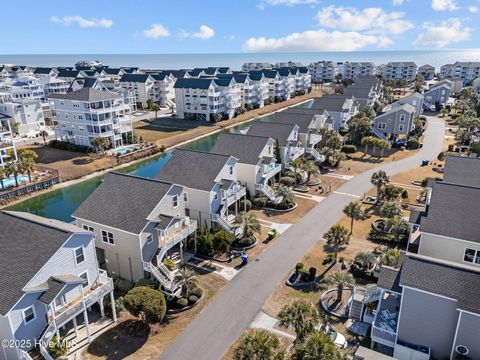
left=3, top=175, right=29, bottom=188
left=113, top=145, right=137, bottom=155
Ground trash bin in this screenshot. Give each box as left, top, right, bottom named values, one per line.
left=421, top=160, right=429, bottom=166
left=241, top=254, right=248, bottom=265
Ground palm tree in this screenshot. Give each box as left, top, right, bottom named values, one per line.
left=174, top=268, right=197, bottom=297
left=151, top=103, right=160, bottom=119
left=290, top=158, right=304, bottom=185
left=302, top=159, right=319, bottom=182
left=379, top=140, right=391, bottom=157
left=371, top=170, right=390, bottom=204
left=440, top=108, right=449, bottom=118
left=294, top=331, right=341, bottom=360
left=355, top=252, right=376, bottom=271
left=387, top=216, right=409, bottom=243
left=0, top=167, right=6, bottom=190
left=38, top=130, right=49, bottom=145
left=361, top=136, right=374, bottom=155
left=278, top=300, right=319, bottom=343
left=20, top=159, right=35, bottom=182
left=5, top=161, right=21, bottom=187
left=328, top=271, right=355, bottom=301
left=275, top=184, right=295, bottom=206
left=234, top=330, right=285, bottom=360
left=233, top=212, right=261, bottom=238
left=343, top=201, right=363, bottom=234
left=380, top=201, right=402, bottom=219
left=381, top=249, right=401, bottom=267
left=17, top=149, right=38, bottom=163
left=90, top=137, right=110, bottom=156
left=323, top=224, right=350, bottom=262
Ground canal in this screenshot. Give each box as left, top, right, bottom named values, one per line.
left=8, top=100, right=313, bottom=222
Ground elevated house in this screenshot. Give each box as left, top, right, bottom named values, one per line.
left=372, top=104, right=416, bottom=139
left=0, top=211, right=115, bottom=360
left=423, top=80, right=451, bottom=109
left=311, top=94, right=359, bottom=130
left=118, top=73, right=156, bottom=109
left=380, top=62, right=417, bottom=82
left=343, top=62, right=376, bottom=80
left=246, top=121, right=304, bottom=167
left=73, top=172, right=196, bottom=293
left=150, top=73, right=175, bottom=107
left=0, top=114, right=17, bottom=168
left=418, top=64, right=436, bottom=81
left=156, top=149, right=246, bottom=236
left=210, top=133, right=281, bottom=202
left=307, top=61, right=338, bottom=82
left=390, top=92, right=424, bottom=117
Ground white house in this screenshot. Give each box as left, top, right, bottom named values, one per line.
left=311, top=94, right=360, bottom=130
left=118, top=74, right=156, bottom=109
left=0, top=115, right=17, bottom=168
left=307, top=61, right=338, bottom=82
left=343, top=62, right=376, bottom=80
left=0, top=98, right=46, bottom=136
left=418, top=64, right=436, bottom=81
left=440, top=62, right=480, bottom=84
left=380, top=62, right=417, bottom=82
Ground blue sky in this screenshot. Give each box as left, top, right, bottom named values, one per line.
left=3, top=0, right=480, bottom=53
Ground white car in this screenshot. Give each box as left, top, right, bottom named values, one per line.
left=317, top=324, right=348, bottom=349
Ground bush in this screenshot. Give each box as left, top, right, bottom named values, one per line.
left=163, top=258, right=176, bottom=271
left=368, top=229, right=395, bottom=243
left=251, top=196, right=268, bottom=208
left=177, top=298, right=188, bottom=307
left=235, top=235, right=256, bottom=247
left=280, top=176, right=295, bottom=187
left=407, top=138, right=420, bottom=150
left=104, top=295, right=125, bottom=317
left=239, top=199, right=251, bottom=212
left=341, top=144, right=357, bottom=154
left=190, top=287, right=203, bottom=298
left=188, top=295, right=199, bottom=305
left=114, top=277, right=134, bottom=295
left=159, top=144, right=167, bottom=152
left=308, top=267, right=317, bottom=281
left=437, top=152, right=446, bottom=161
left=299, top=270, right=310, bottom=282
left=135, top=278, right=158, bottom=289
left=295, top=262, right=304, bottom=272
left=124, top=286, right=167, bottom=324
left=49, top=139, right=91, bottom=153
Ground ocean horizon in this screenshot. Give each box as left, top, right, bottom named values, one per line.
left=1, top=49, right=480, bottom=71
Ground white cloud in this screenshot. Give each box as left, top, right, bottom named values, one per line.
left=392, top=0, right=407, bottom=5
left=413, top=18, right=472, bottom=47
left=49, top=15, right=113, bottom=28
left=142, top=24, right=170, bottom=39
left=243, top=30, right=392, bottom=52
left=191, top=25, right=215, bottom=40
left=316, top=6, right=413, bottom=35
left=468, top=5, right=479, bottom=13
left=431, top=0, right=459, bottom=11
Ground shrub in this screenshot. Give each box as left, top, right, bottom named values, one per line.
left=341, top=144, right=357, bottom=154
left=407, top=138, right=420, bottom=150
left=308, top=267, right=317, bottom=281
left=280, top=176, right=295, bottom=187
left=190, top=287, right=203, bottom=298
left=295, top=263, right=304, bottom=272
left=114, top=277, right=134, bottom=295
left=421, top=177, right=429, bottom=187
left=48, top=140, right=91, bottom=153
left=177, top=298, right=188, bottom=307
left=135, top=278, right=158, bottom=289
left=368, top=229, right=395, bottom=243
left=103, top=296, right=125, bottom=317
left=188, top=295, right=199, bottom=305
left=235, top=235, right=256, bottom=247
left=124, top=286, right=167, bottom=324
left=251, top=196, right=268, bottom=208
left=437, top=152, right=446, bottom=161
left=163, top=258, right=176, bottom=271
left=239, top=199, right=252, bottom=212
left=299, top=270, right=310, bottom=282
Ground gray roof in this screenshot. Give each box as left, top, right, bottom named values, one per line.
left=246, top=121, right=296, bottom=147
left=420, top=181, right=480, bottom=243
left=311, top=95, right=349, bottom=112
left=377, top=266, right=402, bottom=293
left=156, top=149, right=232, bottom=191
left=270, top=112, right=316, bottom=133
left=400, top=255, right=480, bottom=314
left=119, top=74, right=152, bottom=83
left=174, top=78, right=215, bottom=90
left=49, top=87, right=119, bottom=102
left=38, top=278, right=68, bottom=304
left=210, top=133, right=271, bottom=165
left=73, top=172, right=174, bottom=234
left=0, top=212, right=74, bottom=315
left=443, top=155, right=480, bottom=188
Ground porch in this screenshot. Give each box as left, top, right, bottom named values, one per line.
left=371, top=291, right=401, bottom=349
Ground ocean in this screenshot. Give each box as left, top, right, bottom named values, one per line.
left=1, top=49, right=480, bottom=71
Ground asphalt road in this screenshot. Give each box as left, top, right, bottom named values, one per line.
left=160, top=116, right=445, bottom=360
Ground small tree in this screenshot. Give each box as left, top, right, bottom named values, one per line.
left=382, top=184, right=404, bottom=202
left=233, top=212, right=261, bottom=239
left=343, top=201, right=363, bottom=234
left=324, top=224, right=350, bottom=262
left=5, top=161, right=21, bottom=187
left=20, top=159, right=35, bottom=182
left=294, top=331, right=341, bottom=360
left=0, top=167, right=5, bottom=190
left=212, top=229, right=233, bottom=258
left=303, top=159, right=319, bottom=182
left=386, top=216, right=409, bottom=243
left=290, top=158, right=304, bottom=185
left=38, top=130, right=49, bottom=145
left=123, top=286, right=166, bottom=325
left=278, top=300, right=319, bottom=343
left=174, top=268, right=197, bottom=297
left=361, top=136, right=375, bottom=155
left=48, top=336, right=68, bottom=359
left=328, top=271, right=355, bottom=301
left=379, top=139, right=392, bottom=157
left=381, top=249, right=401, bottom=267
left=381, top=201, right=403, bottom=219
left=90, top=137, right=110, bottom=156
left=151, top=103, right=160, bottom=119
left=274, top=138, right=282, bottom=164
left=234, top=330, right=286, bottom=360
left=371, top=170, right=390, bottom=204
left=17, top=149, right=38, bottom=162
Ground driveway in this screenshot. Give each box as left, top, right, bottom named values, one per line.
left=160, top=116, right=445, bottom=360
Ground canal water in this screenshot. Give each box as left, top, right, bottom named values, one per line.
left=8, top=100, right=313, bottom=222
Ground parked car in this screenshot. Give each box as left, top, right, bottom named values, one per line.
left=316, top=324, right=348, bottom=348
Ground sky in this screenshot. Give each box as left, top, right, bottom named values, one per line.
left=3, top=0, right=480, bottom=54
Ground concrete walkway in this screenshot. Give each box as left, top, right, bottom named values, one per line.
left=250, top=311, right=295, bottom=340
left=159, top=117, right=445, bottom=360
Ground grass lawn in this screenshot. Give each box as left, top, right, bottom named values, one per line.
left=133, top=117, right=212, bottom=143
left=83, top=273, right=227, bottom=360
left=250, top=195, right=318, bottom=224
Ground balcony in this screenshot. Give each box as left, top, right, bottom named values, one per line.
left=157, top=217, right=197, bottom=253
left=394, top=340, right=431, bottom=360
left=221, top=183, right=247, bottom=206
left=262, top=163, right=281, bottom=179
left=289, top=146, right=305, bottom=161
left=371, top=291, right=401, bottom=348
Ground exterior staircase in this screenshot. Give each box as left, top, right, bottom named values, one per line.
left=306, top=147, right=325, bottom=162
left=422, top=99, right=434, bottom=111
left=349, top=286, right=382, bottom=321
left=349, top=298, right=364, bottom=321
left=211, top=213, right=235, bottom=233
left=256, top=183, right=281, bottom=203
left=371, top=127, right=388, bottom=141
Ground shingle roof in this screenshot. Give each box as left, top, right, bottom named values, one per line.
left=49, top=87, right=119, bottom=102
left=0, top=212, right=73, bottom=315
left=270, top=112, right=316, bottom=133
left=119, top=74, right=152, bottom=83
left=173, top=78, right=215, bottom=90
left=38, top=278, right=67, bottom=304
left=210, top=133, right=271, bottom=165
left=246, top=121, right=296, bottom=147
left=311, top=95, right=349, bottom=112
left=420, top=181, right=480, bottom=243
left=73, top=172, right=174, bottom=234
left=33, top=67, right=53, bottom=74
left=156, top=149, right=232, bottom=191
left=400, top=255, right=480, bottom=314
left=57, top=69, right=80, bottom=78
left=443, top=155, right=480, bottom=188
left=377, top=266, right=402, bottom=293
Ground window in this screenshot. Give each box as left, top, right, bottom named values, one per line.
left=229, top=165, right=233, bottom=175
left=101, top=230, right=114, bottom=245
left=378, top=122, right=386, bottom=130
left=464, top=248, right=480, bottom=264
left=146, top=234, right=153, bottom=244
left=79, top=271, right=88, bottom=287
left=183, top=192, right=188, bottom=202
left=399, top=124, right=405, bottom=132
left=400, top=114, right=406, bottom=122
left=75, top=247, right=85, bottom=264
left=173, top=195, right=178, bottom=208
left=23, top=306, right=36, bottom=324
